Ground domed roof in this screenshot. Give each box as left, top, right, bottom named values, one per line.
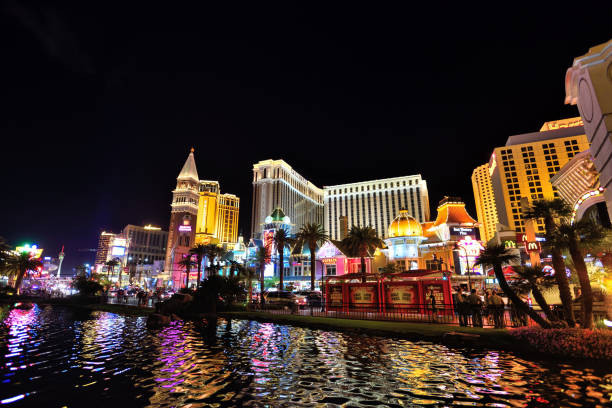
left=270, top=207, right=286, bottom=222
left=388, top=209, right=423, bottom=237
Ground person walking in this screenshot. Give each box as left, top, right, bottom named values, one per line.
left=467, top=289, right=483, bottom=327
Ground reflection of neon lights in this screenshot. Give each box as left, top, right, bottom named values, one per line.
left=571, top=187, right=604, bottom=223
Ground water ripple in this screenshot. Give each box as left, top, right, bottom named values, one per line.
left=0, top=304, right=611, bottom=407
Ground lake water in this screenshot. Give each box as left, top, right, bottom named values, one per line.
left=0, top=304, right=611, bottom=407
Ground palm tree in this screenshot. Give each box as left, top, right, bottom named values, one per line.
left=296, top=223, right=329, bottom=290
left=3, top=252, right=43, bottom=295
left=105, top=258, right=120, bottom=281
left=254, top=246, right=270, bottom=305
left=342, top=226, right=384, bottom=283
left=524, top=198, right=574, bottom=326
left=273, top=228, right=295, bottom=291
left=204, top=244, right=227, bottom=277
left=238, top=264, right=258, bottom=303
left=515, top=265, right=557, bottom=322
left=74, top=264, right=88, bottom=277
left=189, top=244, right=207, bottom=287
left=553, top=219, right=605, bottom=328
left=178, top=256, right=197, bottom=288
left=227, top=260, right=240, bottom=278
left=475, top=244, right=551, bottom=328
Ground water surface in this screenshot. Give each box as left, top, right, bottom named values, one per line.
left=1, top=304, right=611, bottom=407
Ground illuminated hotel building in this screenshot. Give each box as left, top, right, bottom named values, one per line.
left=251, top=159, right=324, bottom=238
left=323, top=175, right=429, bottom=240
left=471, top=164, right=499, bottom=242
left=122, top=224, right=168, bottom=265
left=487, top=118, right=589, bottom=233
left=195, top=181, right=240, bottom=246
left=164, top=149, right=200, bottom=287
left=95, top=231, right=115, bottom=267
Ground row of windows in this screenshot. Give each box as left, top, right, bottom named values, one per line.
left=327, top=179, right=419, bottom=195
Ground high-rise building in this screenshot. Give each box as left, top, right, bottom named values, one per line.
left=487, top=118, right=589, bottom=234
left=164, top=149, right=199, bottom=287
left=123, top=224, right=168, bottom=265
left=323, top=175, right=430, bottom=240
left=195, top=181, right=240, bottom=246
left=251, top=159, right=324, bottom=238
left=95, top=231, right=115, bottom=267
left=471, top=164, right=499, bottom=242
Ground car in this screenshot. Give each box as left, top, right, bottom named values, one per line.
left=295, top=291, right=322, bottom=308
left=265, top=291, right=298, bottom=309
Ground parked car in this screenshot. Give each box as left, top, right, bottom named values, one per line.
left=265, top=291, right=298, bottom=309
left=296, top=291, right=322, bottom=308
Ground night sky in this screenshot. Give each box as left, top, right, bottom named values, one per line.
left=1, top=3, right=609, bottom=272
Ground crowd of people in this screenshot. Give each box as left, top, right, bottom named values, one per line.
left=451, top=287, right=530, bottom=328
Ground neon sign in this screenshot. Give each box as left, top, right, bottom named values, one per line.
left=178, top=225, right=192, bottom=232
left=526, top=241, right=541, bottom=253
left=456, top=236, right=484, bottom=275
left=16, top=244, right=43, bottom=259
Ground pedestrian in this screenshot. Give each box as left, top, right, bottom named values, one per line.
left=489, top=290, right=505, bottom=328
left=467, top=289, right=483, bottom=327
left=456, top=288, right=468, bottom=327
left=429, top=289, right=437, bottom=322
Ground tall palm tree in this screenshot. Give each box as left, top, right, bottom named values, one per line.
left=4, top=252, right=43, bottom=295
left=254, top=246, right=270, bottom=305
left=238, top=264, right=258, bottom=303
left=342, top=226, right=384, bottom=283
left=524, top=198, right=574, bottom=326
left=178, top=256, right=197, bottom=289
left=515, top=265, right=557, bottom=322
left=553, top=219, right=605, bottom=329
left=189, top=244, right=207, bottom=287
left=273, top=228, right=294, bottom=291
left=296, top=223, right=329, bottom=290
left=105, top=258, right=120, bottom=281
left=475, top=244, right=551, bottom=328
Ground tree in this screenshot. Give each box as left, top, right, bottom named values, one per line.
left=74, top=264, right=88, bottom=277
left=105, top=258, right=120, bottom=281
left=514, top=265, right=557, bottom=322
left=379, top=262, right=398, bottom=277
left=178, top=256, right=197, bottom=289
left=553, top=219, right=605, bottom=329
left=189, top=244, right=207, bottom=288
left=73, top=275, right=103, bottom=296
left=3, top=252, right=43, bottom=295
left=254, top=245, right=270, bottom=305
left=296, top=223, right=329, bottom=290
left=342, top=226, right=383, bottom=283
left=475, top=244, right=551, bottom=328
left=524, top=199, right=574, bottom=326
left=203, top=244, right=227, bottom=277
left=273, top=228, right=294, bottom=291
left=238, top=264, right=258, bottom=303
left=227, top=260, right=240, bottom=278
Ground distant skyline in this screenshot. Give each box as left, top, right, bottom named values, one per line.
left=1, top=3, right=609, bottom=273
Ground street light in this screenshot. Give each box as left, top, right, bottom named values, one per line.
left=454, top=244, right=472, bottom=290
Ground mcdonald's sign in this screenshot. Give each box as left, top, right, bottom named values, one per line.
left=526, top=241, right=541, bottom=253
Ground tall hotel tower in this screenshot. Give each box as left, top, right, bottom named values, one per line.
left=324, top=176, right=430, bottom=240
left=164, top=149, right=199, bottom=287
left=471, top=164, right=499, bottom=242
left=251, top=159, right=324, bottom=238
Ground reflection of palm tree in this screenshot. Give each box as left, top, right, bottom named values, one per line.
left=4, top=252, right=43, bottom=294
left=524, top=199, right=574, bottom=326
left=273, top=228, right=294, bottom=291
left=475, top=244, right=551, bottom=328
left=553, top=219, right=604, bottom=328
left=342, top=226, right=383, bottom=283
left=178, top=256, right=197, bottom=288
left=296, top=223, right=329, bottom=290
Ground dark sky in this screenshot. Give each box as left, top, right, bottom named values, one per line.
left=0, top=3, right=609, bottom=272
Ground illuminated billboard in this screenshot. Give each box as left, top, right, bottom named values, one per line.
left=16, top=244, right=43, bottom=259
left=111, top=246, right=126, bottom=256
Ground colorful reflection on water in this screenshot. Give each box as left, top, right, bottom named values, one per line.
left=0, top=304, right=611, bottom=407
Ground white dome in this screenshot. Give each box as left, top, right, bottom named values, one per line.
left=265, top=216, right=273, bottom=223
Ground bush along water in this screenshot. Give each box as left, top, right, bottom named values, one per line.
left=510, top=327, right=612, bottom=360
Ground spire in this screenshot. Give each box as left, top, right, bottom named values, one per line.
left=177, top=148, right=199, bottom=181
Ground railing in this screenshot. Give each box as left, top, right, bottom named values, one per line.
left=247, top=301, right=541, bottom=328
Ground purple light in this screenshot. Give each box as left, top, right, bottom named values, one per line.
left=1, top=394, right=25, bottom=404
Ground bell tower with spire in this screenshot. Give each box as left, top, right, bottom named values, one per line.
left=164, top=148, right=200, bottom=288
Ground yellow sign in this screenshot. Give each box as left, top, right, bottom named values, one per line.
left=540, top=117, right=583, bottom=131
